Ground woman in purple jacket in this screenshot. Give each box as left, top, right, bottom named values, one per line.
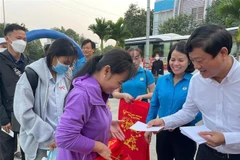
left=55, top=49, right=136, bottom=160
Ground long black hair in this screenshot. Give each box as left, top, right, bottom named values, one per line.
left=71, top=49, right=136, bottom=89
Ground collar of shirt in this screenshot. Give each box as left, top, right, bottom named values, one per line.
left=48, top=69, right=65, bottom=84
left=206, top=56, right=237, bottom=84
left=166, top=73, right=192, bottom=81
left=8, top=51, right=24, bottom=64
left=79, top=57, right=86, bottom=64
left=137, top=66, right=144, bottom=73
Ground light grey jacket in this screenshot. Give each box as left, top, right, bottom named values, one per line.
left=13, top=58, right=72, bottom=160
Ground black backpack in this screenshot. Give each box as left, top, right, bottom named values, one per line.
left=24, top=67, right=38, bottom=96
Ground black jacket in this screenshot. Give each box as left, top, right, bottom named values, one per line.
left=151, top=59, right=164, bottom=76
left=0, top=50, right=32, bottom=127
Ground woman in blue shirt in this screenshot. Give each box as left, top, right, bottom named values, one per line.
left=145, top=41, right=201, bottom=160
left=112, top=48, right=155, bottom=102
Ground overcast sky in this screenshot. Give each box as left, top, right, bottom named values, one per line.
left=0, top=0, right=155, bottom=46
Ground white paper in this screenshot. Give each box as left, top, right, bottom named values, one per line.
left=1, top=128, right=14, bottom=137
left=130, top=121, right=164, bottom=132
left=180, top=125, right=211, bottom=144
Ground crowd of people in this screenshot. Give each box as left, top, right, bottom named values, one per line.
left=0, top=23, right=239, bottom=160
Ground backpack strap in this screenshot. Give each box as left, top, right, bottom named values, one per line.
left=25, top=67, right=38, bottom=96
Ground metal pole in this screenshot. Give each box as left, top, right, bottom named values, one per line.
left=2, top=0, right=6, bottom=27
left=145, top=0, right=150, bottom=70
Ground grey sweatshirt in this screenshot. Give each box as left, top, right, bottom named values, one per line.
left=13, top=58, right=72, bottom=159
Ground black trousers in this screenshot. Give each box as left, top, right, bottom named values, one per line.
left=0, top=131, right=25, bottom=160
left=156, top=128, right=196, bottom=160
left=196, top=144, right=240, bottom=160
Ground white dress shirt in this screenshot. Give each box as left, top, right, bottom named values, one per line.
left=163, top=57, right=240, bottom=154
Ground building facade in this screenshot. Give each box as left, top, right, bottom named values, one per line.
left=153, top=0, right=215, bottom=35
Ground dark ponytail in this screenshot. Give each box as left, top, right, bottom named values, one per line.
left=74, top=55, right=103, bottom=78
left=70, top=49, right=136, bottom=90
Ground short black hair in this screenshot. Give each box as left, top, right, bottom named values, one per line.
left=153, top=49, right=163, bottom=57
left=186, top=24, right=232, bottom=58
left=46, top=38, right=78, bottom=69
left=4, top=23, right=26, bottom=36
left=167, top=41, right=195, bottom=74
left=81, top=39, right=96, bottom=49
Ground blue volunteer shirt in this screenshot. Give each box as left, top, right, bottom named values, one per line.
left=146, top=73, right=202, bottom=125
left=122, top=67, right=154, bottom=99
left=73, top=57, right=86, bottom=76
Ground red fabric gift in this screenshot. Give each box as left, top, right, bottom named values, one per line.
left=95, top=138, right=132, bottom=160
left=118, top=99, right=150, bottom=160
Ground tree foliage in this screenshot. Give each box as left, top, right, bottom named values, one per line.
left=218, top=0, right=240, bottom=60
left=88, top=18, right=109, bottom=53
left=124, top=4, right=153, bottom=37
left=106, top=18, right=131, bottom=48
left=52, top=26, right=85, bottom=46
left=158, top=14, right=200, bottom=35
left=205, top=0, right=238, bottom=27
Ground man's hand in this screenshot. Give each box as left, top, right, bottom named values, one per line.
left=147, top=118, right=165, bottom=128
left=199, top=131, right=225, bottom=147
left=2, top=123, right=11, bottom=133
left=47, top=141, right=57, bottom=151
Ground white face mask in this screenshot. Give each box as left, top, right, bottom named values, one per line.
left=9, top=37, right=27, bottom=53
left=0, top=48, right=7, bottom=52
left=155, top=56, right=160, bottom=60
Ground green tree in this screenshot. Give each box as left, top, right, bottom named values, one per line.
left=158, top=14, right=200, bottom=35
left=106, top=18, right=132, bottom=48
left=52, top=26, right=85, bottom=46
left=124, top=4, right=153, bottom=37
left=205, top=0, right=238, bottom=27
left=103, top=45, right=115, bottom=53
left=0, top=23, right=6, bottom=37
left=25, top=40, right=44, bottom=60
left=88, top=18, right=109, bottom=53
left=219, top=0, right=240, bottom=60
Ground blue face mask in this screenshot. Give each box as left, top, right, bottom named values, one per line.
left=52, top=60, right=69, bottom=74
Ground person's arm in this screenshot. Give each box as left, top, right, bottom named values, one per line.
left=146, top=83, right=160, bottom=123
left=55, top=90, right=104, bottom=154
left=162, top=79, right=199, bottom=129
left=14, top=73, right=55, bottom=145
left=160, top=60, right=164, bottom=75
left=112, top=88, right=133, bottom=103
left=151, top=62, right=154, bottom=73
left=0, top=84, right=11, bottom=132
left=222, top=132, right=240, bottom=145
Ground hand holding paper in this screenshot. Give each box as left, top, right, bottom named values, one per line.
left=130, top=121, right=164, bottom=132
left=180, top=125, right=211, bottom=144
left=1, top=128, right=14, bottom=137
